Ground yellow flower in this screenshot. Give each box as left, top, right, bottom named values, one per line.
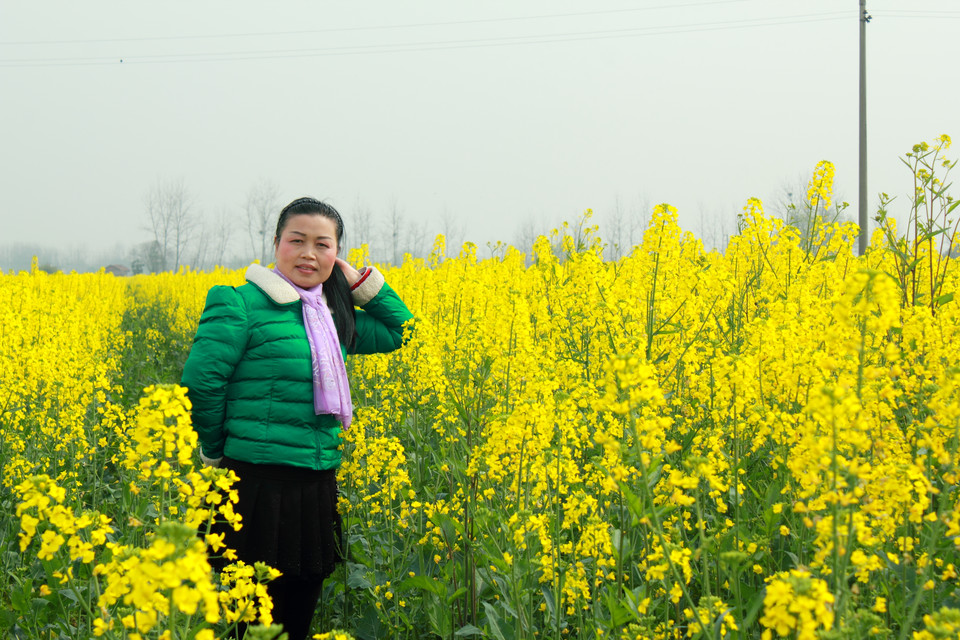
left=806, top=160, right=835, bottom=211
left=760, top=570, right=834, bottom=640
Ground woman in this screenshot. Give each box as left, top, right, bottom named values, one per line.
left=182, top=197, right=413, bottom=639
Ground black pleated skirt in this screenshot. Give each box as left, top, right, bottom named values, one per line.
left=213, top=456, right=343, bottom=580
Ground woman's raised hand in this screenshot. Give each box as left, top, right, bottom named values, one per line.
left=335, top=257, right=362, bottom=286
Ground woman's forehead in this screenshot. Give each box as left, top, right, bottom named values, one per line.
left=283, top=214, right=338, bottom=238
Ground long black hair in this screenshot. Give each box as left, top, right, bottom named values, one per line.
left=275, top=197, right=357, bottom=349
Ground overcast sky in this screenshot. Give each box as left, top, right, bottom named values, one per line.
left=1, top=0, right=958, bottom=262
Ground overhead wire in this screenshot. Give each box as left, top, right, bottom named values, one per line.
left=0, top=0, right=760, bottom=47
left=870, top=11, right=960, bottom=19
left=0, top=9, right=854, bottom=68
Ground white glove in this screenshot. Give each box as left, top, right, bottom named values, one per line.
left=199, top=450, right=223, bottom=468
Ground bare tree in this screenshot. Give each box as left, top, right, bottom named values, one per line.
left=697, top=203, right=714, bottom=251
left=695, top=202, right=738, bottom=252
left=629, top=195, right=650, bottom=249
left=4, top=243, right=56, bottom=272
left=405, top=218, right=429, bottom=260
left=589, top=195, right=652, bottom=258
left=713, top=206, right=735, bottom=252
left=350, top=198, right=375, bottom=257
left=602, top=195, right=650, bottom=256
left=130, top=240, right=164, bottom=274
left=209, top=206, right=236, bottom=267
left=513, top=215, right=542, bottom=257
left=606, top=196, right=627, bottom=260
left=190, top=222, right=210, bottom=271
left=145, top=178, right=195, bottom=271
left=244, top=180, right=281, bottom=264
left=385, top=199, right=403, bottom=266
left=63, top=244, right=94, bottom=272
left=145, top=184, right=172, bottom=271
left=439, top=207, right=466, bottom=256
left=0, top=245, right=12, bottom=271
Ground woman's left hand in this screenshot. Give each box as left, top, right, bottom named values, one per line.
left=336, top=257, right=363, bottom=286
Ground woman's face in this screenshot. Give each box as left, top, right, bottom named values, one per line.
left=274, top=214, right=339, bottom=289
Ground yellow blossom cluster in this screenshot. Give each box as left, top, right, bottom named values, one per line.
left=2, top=278, right=267, bottom=640
left=14, top=474, right=113, bottom=561
left=312, top=631, right=357, bottom=640
left=806, top=160, right=836, bottom=212
left=93, top=523, right=220, bottom=636
left=0, top=260, right=128, bottom=495
left=759, top=570, right=835, bottom=640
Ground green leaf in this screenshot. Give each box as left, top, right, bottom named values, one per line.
left=499, top=600, right=519, bottom=619
left=484, top=602, right=512, bottom=640
left=620, top=585, right=649, bottom=623
left=425, top=590, right=454, bottom=637
left=346, top=540, right=372, bottom=566
left=58, top=587, right=80, bottom=604
left=616, top=483, right=647, bottom=524
left=446, top=586, right=467, bottom=605
left=540, top=585, right=557, bottom=621
left=921, top=227, right=950, bottom=240
left=935, top=292, right=954, bottom=306
left=605, top=599, right=638, bottom=626
left=400, top=574, right=447, bottom=597
left=455, top=624, right=485, bottom=637
left=431, top=511, right=465, bottom=544
left=739, top=587, right=767, bottom=631
left=346, top=563, right=371, bottom=590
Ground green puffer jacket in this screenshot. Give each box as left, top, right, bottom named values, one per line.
left=181, top=263, right=412, bottom=471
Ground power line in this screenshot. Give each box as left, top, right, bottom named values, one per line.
left=872, top=8, right=960, bottom=15
left=0, top=11, right=853, bottom=68
left=870, top=11, right=960, bottom=19
left=0, top=0, right=759, bottom=47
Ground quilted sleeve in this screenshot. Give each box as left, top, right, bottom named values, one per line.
left=181, top=286, right=249, bottom=459
left=350, top=268, right=414, bottom=355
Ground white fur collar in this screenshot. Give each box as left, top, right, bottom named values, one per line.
left=245, top=263, right=300, bottom=304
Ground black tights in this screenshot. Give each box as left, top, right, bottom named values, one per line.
left=235, top=574, right=325, bottom=640
left=270, top=574, right=325, bottom=640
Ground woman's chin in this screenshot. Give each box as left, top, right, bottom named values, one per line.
left=288, top=270, right=332, bottom=289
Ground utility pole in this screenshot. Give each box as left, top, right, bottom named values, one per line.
left=858, top=0, right=870, bottom=254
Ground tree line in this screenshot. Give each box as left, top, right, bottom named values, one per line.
left=10, top=176, right=836, bottom=274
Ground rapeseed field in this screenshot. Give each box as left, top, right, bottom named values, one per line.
left=2, top=138, right=958, bottom=640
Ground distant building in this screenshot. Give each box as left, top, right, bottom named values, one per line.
left=104, top=264, right=130, bottom=277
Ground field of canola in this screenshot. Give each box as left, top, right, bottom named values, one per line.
left=2, top=152, right=960, bottom=640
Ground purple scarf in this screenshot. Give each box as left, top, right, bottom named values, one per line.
left=273, top=267, right=353, bottom=429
